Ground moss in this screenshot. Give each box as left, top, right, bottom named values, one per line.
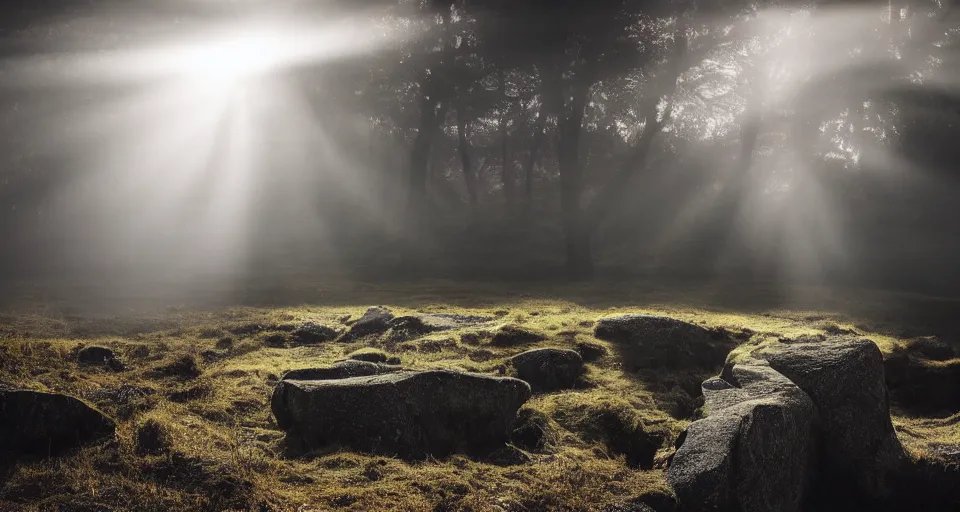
left=490, top=325, right=547, bottom=347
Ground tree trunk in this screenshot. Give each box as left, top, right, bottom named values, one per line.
left=523, top=100, right=546, bottom=213
left=557, top=82, right=591, bottom=279
left=407, top=94, right=446, bottom=224
left=498, top=68, right=514, bottom=209
left=456, top=111, right=478, bottom=207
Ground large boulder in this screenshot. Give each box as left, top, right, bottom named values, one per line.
left=1, top=387, right=116, bottom=458
left=271, top=370, right=531, bottom=458
left=509, top=348, right=585, bottom=393
left=667, top=363, right=815, bottom=512
left=594, top=314, right=732, bottom=369
left=753, top=338, right=908, bottom=500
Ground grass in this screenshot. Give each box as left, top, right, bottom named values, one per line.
left=1, top=281, right=958, bottom=511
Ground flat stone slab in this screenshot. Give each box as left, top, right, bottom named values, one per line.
left=271, top=370, right=531, bottom=458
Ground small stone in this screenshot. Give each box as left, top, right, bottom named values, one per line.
left=346, top=349, right=389, bottom=364
left=263, top=333, right=288, bottom=348
left=291, top=322, right=339, bottom=344
left=342, top=306, right=395, bottom=339
left=78, top=346, right=116, bottom=364
left=510, top=348, right=585, bottom=393
left=490, top=325, right=546, bottom=347
left=153, top=355, right=201, bottom=379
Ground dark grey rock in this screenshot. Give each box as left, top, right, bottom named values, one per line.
left=153, top=355, right=201, bottom=379
left=271, top=370, right=531, bottom=458
left=755, top=338, right=908, bottom=500
left=280, top=359, right=398, bottom=381
left=593, top=314, right=732, bottom=370
left=291, top=322, right=340, bottom=344
left=263, top=333, right=288, bottom=347
left=1, top=388, right=116, bottom=457
left=344, top=306, right=395, bottom=339
left=667, top=364, right=815, bottom=512
left=77, top=346, right=116, bottom=364
left=77, top=346, right=125, bottom=371
left=490, top=325, right=546, bottom=347
left=345, top=350, right=390, bottom=364
left=385, top=314, right=494, bottom=342
left=510, top=348, right=585, bottom=393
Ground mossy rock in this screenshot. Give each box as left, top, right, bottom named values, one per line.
left=490, top=325, right=546, bottom=347
left=346, top=348, right=391, bottom=364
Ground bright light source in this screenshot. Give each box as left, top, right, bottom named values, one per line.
left=176, top=30, right=290, bottom=91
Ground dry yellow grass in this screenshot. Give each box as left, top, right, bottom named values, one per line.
left=0, top=283, right=956, bottom=511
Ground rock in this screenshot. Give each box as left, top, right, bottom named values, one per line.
left=594, top=314, right=733, bottom=370
left=215, top=337, right=234, bottom=350
left=345, top=349, right=390, bottom=364
left=344, top=306, right=395, bottom=339
left=510, top=408, right=552, bottom=452
left=77, top=345, right=125, bottom=371
left=77, top=346, right=116, bottom=364
left=291, top=322, right=339, bottom=344
left=153, top=355, right=201, bottom=379
left=263, top=333, right=288, bottom=348
left=490, top=325, right=546, bottom=347
left=386, top=315, right=454, bottom=341
left=381, top=314, right=493, bottom=342
left=510, top=348, right=585, bottom=393
left=666, top=363, right=815, bottom=512
left=1, top=388, right=116, bottom=458
left=280, top=360, right=398, bottom=381
left=271, top=370, right=531, bottom=458
left=200, top=350, right=223, bottom=364
left=575, top=340, right=608, bottom=362
left=754, top=339, right=907, bottom=500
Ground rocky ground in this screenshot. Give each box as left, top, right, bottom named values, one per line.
left=0, top=285, right=958, bottom=511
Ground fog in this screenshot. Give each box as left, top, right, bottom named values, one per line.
left=1, top=0, right=958, bottom=306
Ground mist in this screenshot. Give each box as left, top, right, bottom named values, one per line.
left=1, top=0, right=958, bottom=306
